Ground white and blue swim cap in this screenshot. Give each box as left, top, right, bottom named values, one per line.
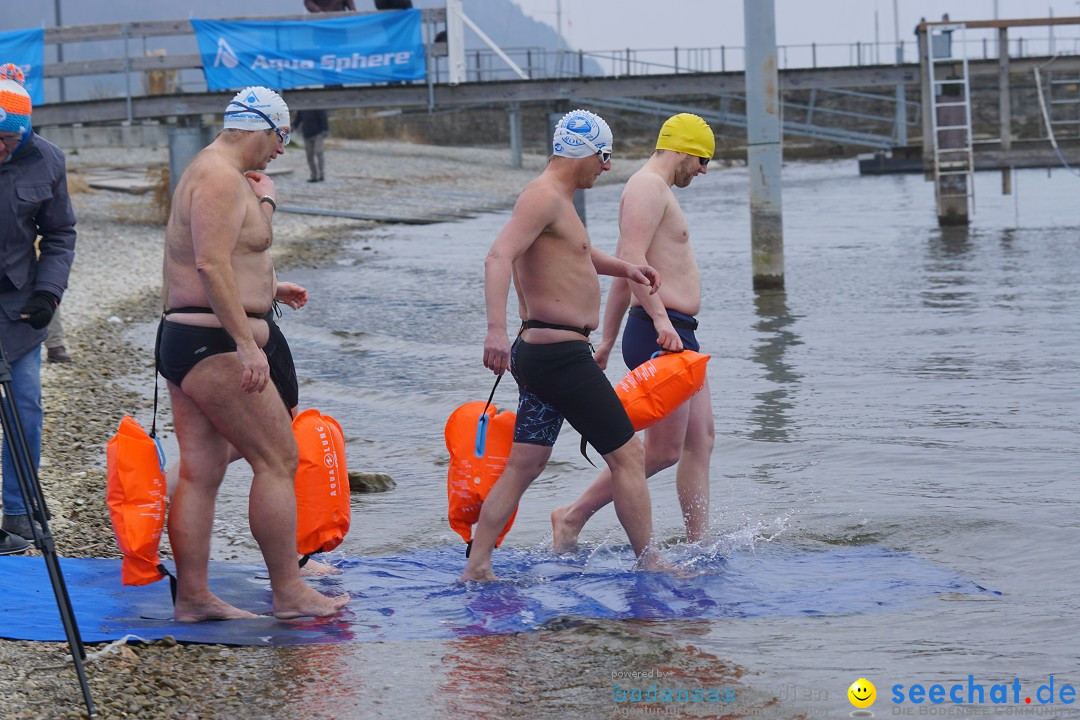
left=552, top=108, right=612, bottom=159
left=223, top=86, right=290, bottom=131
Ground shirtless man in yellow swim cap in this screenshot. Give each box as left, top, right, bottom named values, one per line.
left=158, top=86, right=349, bottom=621
left=462, top=109, right=673, bottom=581
left=552, top=113, right=716, bottom=551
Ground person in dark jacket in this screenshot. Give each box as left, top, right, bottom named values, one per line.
left=294, top=109, right=330, bottom=182
left=0, top=63, right=76, bottom=553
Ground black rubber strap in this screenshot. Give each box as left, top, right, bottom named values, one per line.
left=579, top=437, right=597, bottom=467
left=520, top=319, right=592, bottom=337
left=480, top=373, right=502, bottom=418
left=164, top=306, right=268, bottom=320
left=157, top=564, right=178, bottom=605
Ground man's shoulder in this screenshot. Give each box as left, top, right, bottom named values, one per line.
left=184, top=151, right=243, bottom=193
left=621, top=167, right=673, bottom=207
left=516, top=175, right=565, bottom=212
left=626, top=166, right=670, bottom=191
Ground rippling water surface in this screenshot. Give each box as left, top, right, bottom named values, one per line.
left=206, top=160, right=1079, bottom=718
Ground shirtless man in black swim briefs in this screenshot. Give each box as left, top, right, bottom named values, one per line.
left=460, top=109, right=673, bottom=582
left=160, top=279, right=339, bottom=577
left=159, top=86, right=348, bottom=621
left=552, top=114, right=716, bottom=550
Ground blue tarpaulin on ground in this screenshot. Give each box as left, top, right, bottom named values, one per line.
left=0, top=545, right=996, bottom=646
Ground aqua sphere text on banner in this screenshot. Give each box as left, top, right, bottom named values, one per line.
left=0, top=28, right=44, bottom=106
left=191, top=10, right=425, bottom=91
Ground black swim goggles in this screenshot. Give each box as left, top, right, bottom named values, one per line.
left=225, top=102, right=291, bottom=146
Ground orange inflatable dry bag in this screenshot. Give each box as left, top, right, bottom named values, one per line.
left=106, top=416, right=169, bottom=586
left=615, top=350, right=711, bottom=431
left=293, top=408, right=351, bottom=556
left=445, top=400, right=517, bottom=551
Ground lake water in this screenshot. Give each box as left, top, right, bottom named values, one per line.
left=203, top=159, right=1080, bottom=719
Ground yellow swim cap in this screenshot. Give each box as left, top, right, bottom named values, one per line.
left=655, top=113, right=715, bottom=160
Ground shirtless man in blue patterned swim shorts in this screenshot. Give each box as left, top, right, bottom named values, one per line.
left=460, top=109, right=674, bottom=582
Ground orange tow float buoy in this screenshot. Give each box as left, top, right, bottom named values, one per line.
left=445, top=395, right=517, bottom=554
left=293, top=408, right=351, bottom=557
left=106, top=416, right=170, bottom=587
left=615, top=350, right=711, bottom=431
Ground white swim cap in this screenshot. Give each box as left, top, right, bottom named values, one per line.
left=223, top=86, right=290, bottom=131
left=552, top=109, right=612, bottom=159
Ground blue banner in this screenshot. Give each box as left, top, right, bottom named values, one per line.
left=192, top=11, right=425, bottom=92
left=0, top=28, right=45, bottom=106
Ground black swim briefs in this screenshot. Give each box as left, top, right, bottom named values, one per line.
left=622, top=306, right=701, bottom=370
left=155, top=312, right=298, bottom=411
left=509, top=338, right=635, bottom=456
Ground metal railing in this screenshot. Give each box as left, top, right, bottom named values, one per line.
left=429, top=33, right=1080, bottom=84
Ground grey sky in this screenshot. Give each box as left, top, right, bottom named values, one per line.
left=510, top=0, right=1080, bottom=58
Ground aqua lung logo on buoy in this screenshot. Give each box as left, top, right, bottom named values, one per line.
left=315, top=424, right=339, bottom=495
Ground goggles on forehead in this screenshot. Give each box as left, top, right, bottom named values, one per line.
left=574, top=132, right=612, bottom=163
left=225, top=102, right=291, bottom=146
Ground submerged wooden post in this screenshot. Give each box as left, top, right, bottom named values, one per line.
left=744, top=0, right=784, bottom=290
left=918, top=23, right=933, bottom=179
left=998, top=27, right=1012, bottom=195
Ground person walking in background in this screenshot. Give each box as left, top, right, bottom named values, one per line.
left=294, top=109, right=329, bottom=183
left=45, top=307, right=71, bottom=363
left=0, top=64, right=77, bottom=553
left=552, top=114, right=716, bottom=552
left=304, top=0, right=356, bottom=12
left=461, top=109, right=673, bottom=582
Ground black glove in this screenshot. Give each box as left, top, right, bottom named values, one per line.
left=18, top=291, right=60, bottom=330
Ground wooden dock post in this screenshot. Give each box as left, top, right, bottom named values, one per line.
left=999, top=27, right=1012, bottom=195
left=744, top=0, right=785, bottom=290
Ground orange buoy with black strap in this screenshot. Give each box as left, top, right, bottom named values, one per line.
left=616, top=349, right=711, bottom=431
left=106, top=415, right=175, bottom=596
left=445, top=375, right=517, bottom=555
left=293, top=408, right=350, bottom=561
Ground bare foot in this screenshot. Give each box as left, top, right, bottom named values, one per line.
left=636, top=550, right=682, bottom=574
left=273, top=583, right=350, bottom=620
left=459, top=565, right=499, bottom=582
left=550, top=506, right=583, bottom=553
left=174, top=593, right=259, bottom=622
left=300, top=557, right=342, bottom=577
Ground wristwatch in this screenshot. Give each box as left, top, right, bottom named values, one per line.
left=259, top=195, right=277, bottom=211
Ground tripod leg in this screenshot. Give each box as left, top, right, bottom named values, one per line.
left=0, top=344, right=96, bottom=717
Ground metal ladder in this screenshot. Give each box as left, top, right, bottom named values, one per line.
left=927, top=22, right=975, bottom=218
left=1047, top=67, right=1080, bottom=138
